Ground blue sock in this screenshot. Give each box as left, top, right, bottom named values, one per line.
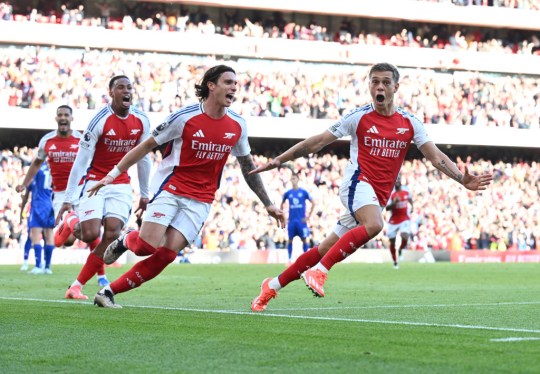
left=24, top=237, right=32, bottom=260
left=287, top=242, right=293, bottom=260
left=33, top=244, right=43, bottom=268
left=44, top=245, right=54, bottom=269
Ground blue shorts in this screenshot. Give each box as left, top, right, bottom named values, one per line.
left=287, top=220, right=310, bottom=240
left=28, top=207, right=55, bottom=229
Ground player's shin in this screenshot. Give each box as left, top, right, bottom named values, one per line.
left=278, top=246, right=321, bottom=287
left=76, top=252, right=105, bottom=285
left=320, top=226, right=369, bottom=271
left=110, top=247, right=177, bottom=294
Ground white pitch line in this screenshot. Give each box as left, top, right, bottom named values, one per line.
left=491, top=337, right=540, bottom=342
left=2, top=296, right=540, bottom=335
left=265, top=301, right=540, bottom=311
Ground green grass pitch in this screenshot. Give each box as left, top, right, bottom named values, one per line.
left=1, top=262, right=539, bottom=373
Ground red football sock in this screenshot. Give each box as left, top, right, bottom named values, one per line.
left=76, top=252, right=105, bottom=285
left=389, top=242, right=397, bottom=263
left=399, top=238, right=408, bottom=251
left=88, top=238, right=105, bottom=275
left=125, top=230, right=157, bottom=256
left=110, top=247, right=177, bottom=295
left=125, top=230, right=139, bottom=250
left=320, top=226, right=370, bottom=271
left=278, top=246, right=321, bottom=287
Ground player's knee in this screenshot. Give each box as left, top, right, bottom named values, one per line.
left=81, top=227, right=101, bottom=243
left=365, top=221, right=384, bottom=238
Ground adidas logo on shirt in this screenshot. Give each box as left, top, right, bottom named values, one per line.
left=367, top=126, right=379, bottom=134
left=106, top=129, right=117, bottom=136
left=49, top=144, right=57, bottom=150
left=193, top=130, right=205, bottom=138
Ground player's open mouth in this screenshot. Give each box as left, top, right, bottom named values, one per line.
left=122, top=95, right=131, bottom=104
left=376, top=94, right=385, bottom=103
left=226, top=94, right=235, bottom=101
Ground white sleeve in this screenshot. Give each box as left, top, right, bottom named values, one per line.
left=328, top=110, right=360, bottom=139
left=64, top=142, right=94, bottom=203
left=152, top=114, right=182, bottom=146
left=411, top=116, right=431, bottom=148
left=36, top=136, right=48, bottom=161
left=231, top=118, right=251, bottom=157
left=137, top=153, right=151, bottom=198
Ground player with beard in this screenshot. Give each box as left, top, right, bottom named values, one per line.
left=16, top=105, right=91, bottom=274
left=55, top=76, right=152, bottom=300
left=87, top=65, right=285, bottom=308
left=250, top=62, right=493, bottom=311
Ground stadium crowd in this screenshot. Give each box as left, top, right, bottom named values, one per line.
left=1, top=46, right=539, bottom=129
left=0, top=2, right=538, bottom=255
left=1, top=1, right=539, bottom=55
left=1, top=146, right=538, bottom=253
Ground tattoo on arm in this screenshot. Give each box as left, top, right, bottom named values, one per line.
left=437, top=160, right=463, bottom=183
left=237, top=155, right=273, bottom=207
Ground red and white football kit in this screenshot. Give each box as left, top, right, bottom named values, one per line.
left=386, top=189, right=412, bottom=239
left=64, top=105, right=151, bottom=223
left=144, top=103, right=250, bottom=243
left=328, top=104, right=430, bottom=236
left=36, top=130, right=82, bottom=217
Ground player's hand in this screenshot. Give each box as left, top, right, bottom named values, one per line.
left=266, top=204, right=286, bottom=228
left=15, top=184, right=26, bottom=193
left=56, top=202, right=73, bottom=225
left=461, top=166, right=493, bottom=191
left=135, top=197, right=149, bottom=219
left=249, top=159, right=281, bottom=174
left=87, top=175, right=114, bottom=197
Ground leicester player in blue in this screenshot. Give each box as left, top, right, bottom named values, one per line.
left=281, top=173, right=314, bottom=265
left=20, top=163, right=56, bottom=274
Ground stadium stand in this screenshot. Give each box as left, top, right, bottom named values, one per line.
left=0, top=0, right=538, bottom=258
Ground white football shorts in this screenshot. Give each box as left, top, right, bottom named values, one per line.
left=386, top=220, right=411, bottom=239
left=78, top=181, right=133, bottom=225
left=143, top=190, right=211, bottom=245
left=333, top=179, right=383, bottom=237
left=53, top=185, right=83, bottom=219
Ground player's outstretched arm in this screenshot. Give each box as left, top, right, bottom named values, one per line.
left=237, top=154, right=286, bottom=228
left=249, top=131, right=337, bottom=175
left=419, top=142, right=493, bottom=191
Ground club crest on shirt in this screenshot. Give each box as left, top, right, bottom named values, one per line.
left=396, top=128, right=409, bottom=135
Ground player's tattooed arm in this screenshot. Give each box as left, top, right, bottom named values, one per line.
left=237, top=155, right=273, bottom=207
left=436, top=159, right=463, bottom=183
